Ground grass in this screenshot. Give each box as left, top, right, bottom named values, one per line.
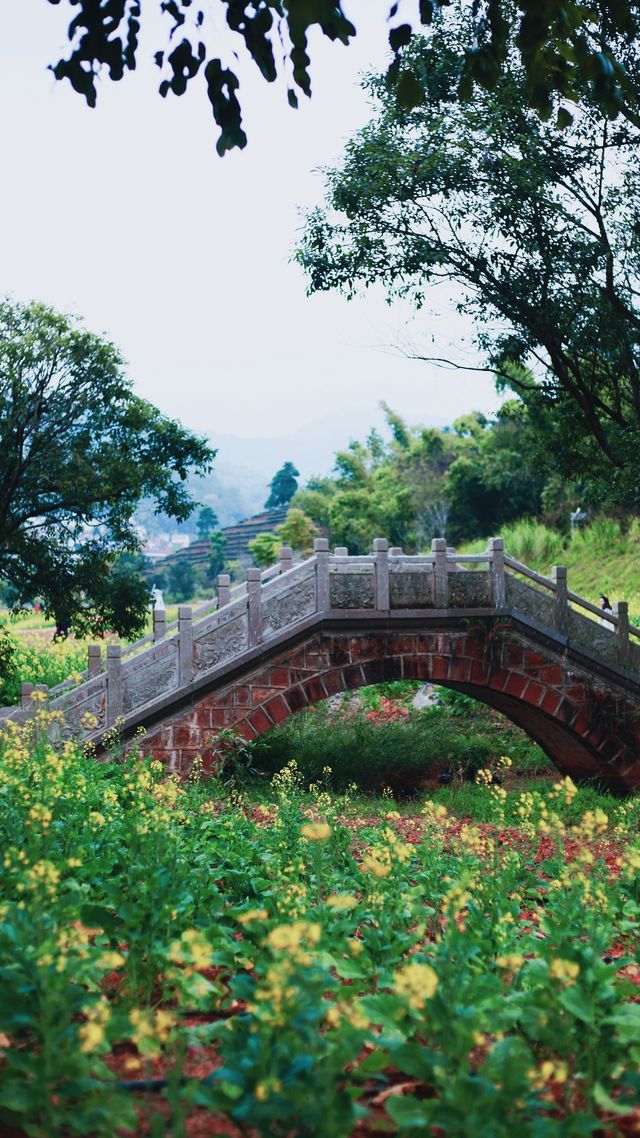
left=251, top=685, right=552, bottom=793
left=461, top=517, right=640, bottom=622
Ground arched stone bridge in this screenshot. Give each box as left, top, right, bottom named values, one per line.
left=5, top=539, right=640, bottom=792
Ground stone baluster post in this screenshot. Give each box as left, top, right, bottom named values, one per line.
left=88, top=644, right=101, bottom=676
left=552, top=566, right=569, bottom=636
left=373, top=537, right=389, bottom=611
left=178, top=606, right=193, bottom=686
left=432, top=537, right=449, bottom=608
left=217, top=574, right=231, bottom=608
left=314, top=538, right=330, bottom=613
left=279, top=546, right=293, bottom=576
left=106, top=644, right=123, bottom=725
left=21, top=682, right=34, bottom=707
left=389, top=547, right=403, bottom=556
left=247, top=569, right=263, bottom=647
left=153, top=609, right=167, bottom=641
left=334, top=547, right=348, bottom=557
left=489, top=537, right=506, bottom=608
left=614, top=601, right=630, bottom=667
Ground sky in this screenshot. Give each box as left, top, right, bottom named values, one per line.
left=1, top=1, right=502, bottom=456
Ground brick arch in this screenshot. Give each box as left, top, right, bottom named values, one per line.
left=138, top=626, right=640, bottom=793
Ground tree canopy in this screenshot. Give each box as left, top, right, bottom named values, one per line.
left=265, top=462, right=299, bottom=509
left=297, top=3, right=640, bottom=509
left=0, top=299, right=213, bottom=636
left=43, top=1, right=640, bottom=155
left=293, top=405, right=545, bottom=549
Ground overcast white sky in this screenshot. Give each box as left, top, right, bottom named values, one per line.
left=2, top=1, right=502, bottom=446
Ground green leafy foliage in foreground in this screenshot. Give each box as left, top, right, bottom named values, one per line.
left=1, top=713, right=640, bottom=1136
left=252, top=683, right=551, bottom=791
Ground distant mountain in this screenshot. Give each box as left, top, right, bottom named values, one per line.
left=137, top=407, right=398, bottom=538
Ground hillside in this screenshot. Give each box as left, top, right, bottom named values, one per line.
left=461, top=518, right=640, bottom=624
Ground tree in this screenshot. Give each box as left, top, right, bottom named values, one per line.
left=248, top=532, right=281, bottom=568
left=42, top=2, right=640, bottom=157
left=0, top=299, right=213, bottom=637
left=298, top=5, right=640, bottom=508
left=196, top=505, right=219, bottom=540
left=265, top=462, right=299, bottom=509
left=208, top=531, right=227, bottom=580
left=167, top=559, right=196, bottom=602
left=278, top=507, right=316, bottom=553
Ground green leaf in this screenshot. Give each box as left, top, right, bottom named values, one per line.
left=386, top=1093, right=431, bottom=1127
left=558, top=986, right=594, bottom=1024
left=396, top=70, right=424, bottom=110
left=593, top=1082, right=633, bottom=1114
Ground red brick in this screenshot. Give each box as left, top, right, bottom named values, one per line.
left=327, top=641, right=351, bottom=667
left=402, top=657, right=428, bottom=681
left=564, top=684, right=587, bottom=703
left=522, top=681, right=544, bottom=706
left=360, top=659, right=385, bottom=684
left=524, top=650, right=547, bottom=669
left=269, top=667, right=291, bottom=688
left=264, top=696, right=290, bottom=726
left=503, top=673, right=528, bottom=699
left=430, top=656, right=449, bottom=681
left=487, top=668, right=510, bottom=692
left=416, top=634, right=438, bottom=655
left=382, top=657, right=404, bottom=681
left=570, top=711, right=591, bottom=736
left=211, top=708, right=243, bottom=729
left=350, top=637, right=386, bottom=661
left=539, top=665, right=564, bottom=687
left=280, top=647, right=308, bottom=670
left=322, top=669, right=346, bottom=696
left=236, top=720, right=257, bottom=741
left=212, top=689, right=237, bottom=708
left=302, top=677, right=328, bottom=704
left=504, top=645, right=524, bottom=670
left=190, top=707, right=212, bottom=729
left=470, top=661, right=487, bottom=685
left=248, top=708, right=273, bottom=735
left=234, top=686, right=252, bottom=707
left=343, top=663, right=365, bottom=690
left=462, top=639, right=485, bottom=662
left=448, top=659, right=472, bottom=684
left=389, top=635, right=417, bottom=655
left=170, top=724, right=199, bottom=747
left=539, top=690, right=563, bottom=717
left=286, top=685, right=309, bottom=713
left=251, top=686, right=279, bottom=704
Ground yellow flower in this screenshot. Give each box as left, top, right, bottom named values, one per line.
left=348, top=938, right=363, bottom=956
left=394, top=961, right=439, bottom=1009
left=496, top=954, right=524, bottom=971
left=237, top=908, right=268, bottom=924
left=549, top=958, right=580, bottom=983
left=300, top=821, right=331, bottom=841
left=361, top=851, right=391, bottom=878
left=325, top=894, right=357, bottom=911
left=267, top=921, right=321, bottom=951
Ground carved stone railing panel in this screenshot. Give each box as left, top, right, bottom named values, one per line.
left=448, top=570, right=492, bottom=608
left=50, top=674, right=108, bottom=739
left=193, top=608, right=249, bottom=675
left=329, top=568, right=375, bottom=609
left=262, top=572, right=317, bottom=639
left=506, top=574, right=555, bottom=627
left=567, top=609, right=619, bottom=665
left=390, top=566, right=434, bottom=609
left=122, top=640, right=179, bottom=715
